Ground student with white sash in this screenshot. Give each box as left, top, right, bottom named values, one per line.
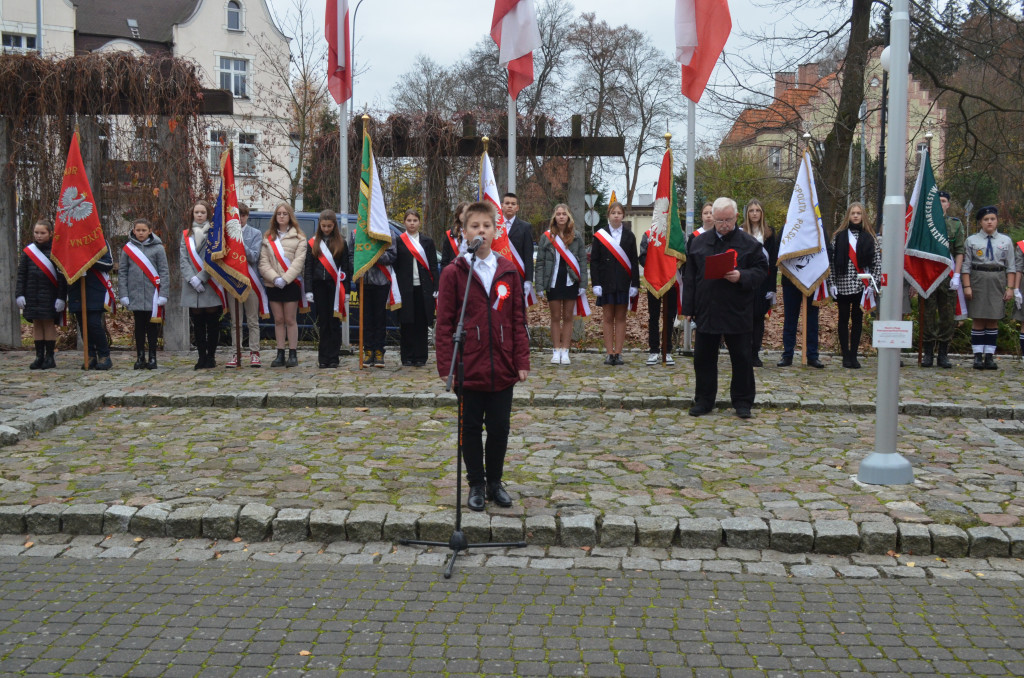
left=227, top=202, right=267, bottom=368
left=118, top=218, right=169, bottom=370
left=259, top=202, right=307, bottom=368
left=303, top=209, right=351, bottom=368
left=535, top=203, right=587, bottom=365
left=395, top=209, right=438, bottom=367
left=827, top=202, right=882, bottom=369
left=590, top=201, right=639, bottom=365
left=180, top=200, right=225, bottom=370
left=16, top=218, right=67, bottom=369
left=440, top=201, right=469, bottom=269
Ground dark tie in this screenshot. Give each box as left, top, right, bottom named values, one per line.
left=986, top=236, right=994, bottom=261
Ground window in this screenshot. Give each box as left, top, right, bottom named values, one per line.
left=767, top=147, right=781, bottom=174
left=218, top=57, right=248, bottom=98
left=227, top=1, right=243, bottom=31
left=209, top=130, right=227, bottom=170
left=2, top=34, right=37, bottom=54
left=237, top=133, right=257, bottom=175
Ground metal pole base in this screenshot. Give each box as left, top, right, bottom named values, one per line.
left=857, top=451, right=914, bottom=485
left=400, top=531, right=528, bottom=579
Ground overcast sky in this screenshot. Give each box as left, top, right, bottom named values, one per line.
left=284, top=0, right=837, bottom=195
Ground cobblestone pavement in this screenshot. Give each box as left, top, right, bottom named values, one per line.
left=1, top=556, right=1023, bottom=677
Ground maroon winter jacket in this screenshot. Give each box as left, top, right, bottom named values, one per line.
left=435, top=253, right=530, bottom=391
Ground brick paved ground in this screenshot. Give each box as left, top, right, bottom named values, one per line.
left=0, top=557, right=1022, bottom=677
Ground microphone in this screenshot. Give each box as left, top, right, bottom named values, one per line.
left=466, top=236, right=485, bottom=252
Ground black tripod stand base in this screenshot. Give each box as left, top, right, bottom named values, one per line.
left=399, top=531, right=528, bottom=578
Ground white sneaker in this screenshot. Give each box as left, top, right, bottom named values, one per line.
left=647, top=353, right=659, bottom=365
left=665, top=353, right=675, bottom=366
left=551, top=349, right=560, bottom=364
left=560, top=348, right=570, bottom=365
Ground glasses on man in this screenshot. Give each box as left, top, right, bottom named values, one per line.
left=713, top=218, right=735, bottom=226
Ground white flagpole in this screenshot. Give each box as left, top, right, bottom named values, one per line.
left=507, top=94, right=516, bottom=192
left=340, top=99, right=350, bottom=347
left=683, top=98, right=696, bottom=352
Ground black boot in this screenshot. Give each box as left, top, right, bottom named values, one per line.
left=921, top=342, right=934, bottom=368
left=42, top=341, right=56, bottom=369
left=133, top=350, right=146, bottom=370
left=936, top=342, right=952, bottom=369
left=270, top=349, right=286, bottom=367
left=193, top=325, right=207, bottom=370
left=29, top=341, right=45, bottom=370
left=984, top=353, right=998, bottom=370
left=204, top=315, right=219, bottom=368
left=973, top=353, right=985, bottom=370
left=286, top=349, right=298, bottom=367
left=147, top=348, right=158, bottom=370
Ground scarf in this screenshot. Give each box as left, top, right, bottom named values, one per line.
left=834, top=223, right=874, bottom=278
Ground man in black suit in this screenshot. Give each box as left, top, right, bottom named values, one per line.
left=681, top=197, right=769, bottom=419
left=502, top=192, right=535, bottom=299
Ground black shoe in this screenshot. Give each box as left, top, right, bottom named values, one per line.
left=984, top=353, right=998, bottom=370
left=373, top=350, right=386, bottom=368
left=133, top=352, right=146, bottom=370
left=851, top=356, right=861, bottom=369
left=806, top=358, right=825, bottom=368
left=327, top=360, right=340, bottom=368
left=94, top=356, right=112, bottom=371
left=973, top=353, right=984, bottom=370
left=147, top=351, right=158, bottom=370
left=467, top=485, right=486, bottom=512
left=613, top=353, right=625, bottom=365
left=688, top=404, right=712, bottom=416
left=286, top=349, right=298, bottom=368
left=413, top=360, right=426, bottom=367
left=401, top=360, right=413, bottom=367
left=776, top=356, right=793, bottom=367
left=735, top=407, right=752, bottom=419
left=271, top=349, right=286, bottom=367
left=921, top=344, right=934, bottom=367
left=486, top=481, right=513, bottom=508
left=204, top=355, right=216, bottom=369
left=29, top=341, right=45, bottom=370
left=604, top=354, right=615, bottom=365
left=752, top=355, right=763, bottom=367
left=936, top=343, right=952, bottom=369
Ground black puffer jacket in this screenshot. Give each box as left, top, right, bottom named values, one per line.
left=16, top=241, right=67, bottom=321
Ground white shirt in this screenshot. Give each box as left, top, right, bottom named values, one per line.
left=466, top=251, right=498, bottom=293
left=608, top=225, right=623, bottom=245
left=409, top=231, right=421, bottom=287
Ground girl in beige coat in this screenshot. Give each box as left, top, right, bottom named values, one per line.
left=259, top=203, right=307, bottom=367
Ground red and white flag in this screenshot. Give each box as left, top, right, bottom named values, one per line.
left=51, top=130, right=107, bottom=283
left=491, top=0, right=542, bottom=100
left=479, top=149, right=514, bottom=264
left=676, top=0, right=731, bottom=103
left=326, top=0, right=352, bottom=104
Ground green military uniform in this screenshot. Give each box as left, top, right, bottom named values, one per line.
left=921, top=215, right=965, bottom=366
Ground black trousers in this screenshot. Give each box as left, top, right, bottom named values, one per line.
left=461, top=385, right=514, bottom=486
left=74, top=311, right=109, bottom=358
left=400, top=288, right=429, bottom=364
left=190, top=307, right=221, bottom=358
left=362, top=283, right=388, bottom=351
left=312, top=279, right=341, bottom=364
left=693, top=330, right=755, bottom=410
left=836, top=293, right=864, bottom=356
left=647, top=289, right=676, bottom=354
left=752, top=307, right=766, bottom=356
left=132, top=311, right=160, bottom=354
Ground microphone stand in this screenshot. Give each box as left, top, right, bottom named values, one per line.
left=400, top=246, right=527, bottom=578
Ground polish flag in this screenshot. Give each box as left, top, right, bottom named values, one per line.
left=326, top=0, right=352, bottom=104
left=676, top=0, right=732, bottom=103
left=491, top=0, right=542, bottom=100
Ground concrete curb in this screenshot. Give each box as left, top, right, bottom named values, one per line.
left=1, top=503, right=1020, bottom=558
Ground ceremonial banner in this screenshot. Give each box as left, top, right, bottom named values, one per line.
left=478, top=150, right=515, bottom=264
left=353, top=125, right=393, bottom=280
left=904, top=151, right=952, bottom=298
left=643, top=148, right=687, bottom=298
left=204, top=148, right=250, bottom=301
left=491, top=0, right=542, bottom=99
left=677, top=0, right=732, bottom=103
left=778, top=151, right=830, bottom=297
left=52, top=130, right=107, bottom=283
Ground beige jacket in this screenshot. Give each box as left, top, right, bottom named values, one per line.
left=259, top=227, right=307, bottom=285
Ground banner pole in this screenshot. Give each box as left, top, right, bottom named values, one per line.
left=358, top=278, right=364, bottom=369
left=800, top=293, right=808, bottom=366
left=235, top=298, right=242, bottom=365
left=917, top=297, right=923, bottom=365
left=507, top=95, right=516, bottom=192
left=81, top=284, right=89, bottom=370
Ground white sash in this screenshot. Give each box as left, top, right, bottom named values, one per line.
left=309, top=237, right=347, bottom=319
left=400, top=232, right=433, bottom=283
left=124, top=242, right=163, bottom=321
left=184, top=229, right=226, bottom=308
left=268, top=236, right=309, bottom=310
left=545, top=231, right=582, bottom=288
left=593, top=228, right=632, bottom=275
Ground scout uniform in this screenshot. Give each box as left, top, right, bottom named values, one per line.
left=920, top=196, right=966, bottom=368
left=962, top=206, right=1013, bottom=368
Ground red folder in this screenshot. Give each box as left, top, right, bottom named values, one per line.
left=704, top=249, right=737, bottom=280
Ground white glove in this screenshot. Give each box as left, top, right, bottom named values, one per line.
left=189, top=276, right=204, bottom=292
left=120, top=297, right=130, bottom=308
left=1015, top=289, right=1022, bottom=309
left=766, top=291, right=776, bottom=305
left=16, top=296, right=25, bottom=310
left=592, top=286, right=603, bottom=298
left=523, top=281, right=533, bottom=297
left=830, top=284, right=838, bottom=297
left=432, top=291, right=438, bottom=299
left=274, top=277, right=286, bottom=289
left=157, top=296, right=167, bottom=306
left=54, top=299, right=65, bottom=313
left=305, top=292, right=314, bottom=303
left=629, top=287, right=639, bottom=298
left=950, top=273, right=961, bottom=290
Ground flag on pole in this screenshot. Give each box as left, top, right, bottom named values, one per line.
left=326, top=0, right=352, bottom=104
left=51, top=129, right=107, bottom=283
left=904, top=151, right=951, bottom=298
left=353, top=123, right=393, bottom=281
left=643, top=148, right=686, bottom=298
left=204, top=148, right=250, bottom=301
left=676, top=0, right=731, bottom=103
left=491, top=0, right=542, bottom=100
left=777, top=151, right=830, bottom=299
left=479, top=148, right=516, bottom=264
